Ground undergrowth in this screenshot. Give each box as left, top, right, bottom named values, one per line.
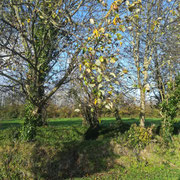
left=0, top=121, right=180, bottom=179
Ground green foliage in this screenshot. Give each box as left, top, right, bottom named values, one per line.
left=21, top=102, right=39, bottom=141
left=42, top=101, right=81, bottom=119
left=125, top=124, right=154, bottom=148
left=20, top=124, right=36, bottom=142
left=160, top=75, right=180, bottom=143
left=46, top=103, right=61, bottom=118
left=0, top=104, right=25, bottom=120
left=47, top=105, right=80, bottom=118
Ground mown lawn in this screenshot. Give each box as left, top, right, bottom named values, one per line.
left=0, top=117, right=180, bottom=179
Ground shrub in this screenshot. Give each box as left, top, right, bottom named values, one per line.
left=125, top=124, right=154, bottom=148
left=0, top=104, right=25, bottom=120
left=46, top=103, right=61, bottom=118
left=46, top=103, right=80, bottom=118
left=160, top=74, right=180, bottom=143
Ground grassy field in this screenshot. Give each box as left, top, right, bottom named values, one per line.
left=0, top=117, right=180, bottom=179
left=0, top=117, right=164, bottom=130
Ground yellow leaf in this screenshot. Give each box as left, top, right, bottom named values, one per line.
left=93, top=29, right=99, bottom=38
left=89, top=47, right=93, bottom=51
left=134, top=14, right=139, bottom=19
left=104, top=76, right=110, bottom=81
left=110, top=57, right=116, bottom=63
left=85, top=62, right=89, bottom=67
left=79, top=64, right=82, bottom=71
left=151, top=24, right=155, bottom=31
left=113, top=15, right=119, bottom=25
left=113, top=17, right=117, bottom=25
left=27, top=18, right=31, bottom=23
left=99, top=27, right=105, bottom=33
left=99, top=56, right=104, bottom=62
left=94, top=99, right=97, bottom=105
left=119, top=25, right=126, bottom=32
left=95, top=60, right=101, bottom=66
left=108, top=91, right=112, bottom=95
left=111, top=2, right=119, bottom=11
left=123, top=69, right=128, bottom=74
left=110, top=72, right=116, bottom=78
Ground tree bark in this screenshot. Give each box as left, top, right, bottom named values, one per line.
left=115, top=108, right=122, bottom=122
left=81, top=104, right=99, bottom=128
left=139, top=89, right=145, bottom=127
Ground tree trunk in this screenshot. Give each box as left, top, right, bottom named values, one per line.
left=22, top=101, right=47, bottom=141
left=115, top=108, right=122, bottom=123
left=139, top=89, right=145, bottom=127
left=81, top=104, right=99, bottom=128
left=24, top=101, right=47, bottom=126
left=33, top=105, right=47, bottom=126
left=82, top=105, right=99, bottom=140
left=22, top=75, right=47, bottom=141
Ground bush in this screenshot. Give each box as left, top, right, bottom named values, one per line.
left=125, top=124, right=154, bottom=148
left=0, top=104, right=25, bottom=120
left=46, top=103, right=61, bottom=118
left=46, top=104, right=80, bottom=118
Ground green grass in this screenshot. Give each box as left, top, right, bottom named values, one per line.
left=0, top=117, right=164, bottom=130
left=76, top=164, right=180, bottom=180
left=0, top=117, right=180, bottom=179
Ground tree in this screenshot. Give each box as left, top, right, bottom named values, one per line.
left=70, top=37, right=121, bottom=128
left=115, top=0, right=179, bottom=127
left=0, top=0, right=103, bottom=140
left=160, top=74, right=180, bottom=143
left=150, top=0, right=180, bottom=106
left=76, top=0, right=142, bottom=124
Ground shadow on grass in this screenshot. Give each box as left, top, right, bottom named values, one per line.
left=31, top=136, right=117, bottom=179
left=30, top=119, right=180, bottom=179
left=0, top=122, right=22, bottom=130
left=29, top=122, right=133, bottom=179
left=1, top=118, right=180, bottom=179
left=48, top=118, right=160, bottom=127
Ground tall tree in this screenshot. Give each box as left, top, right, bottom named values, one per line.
left=117, top=0, right=179, bottom=126
left=151, top=0, right=180, bottom=105
left=0, top=0, right=102, bottom=140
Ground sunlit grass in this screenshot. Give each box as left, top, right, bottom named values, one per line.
left=1, top=117, right=179, bottom=130
left=0, top=117, right=180, bottom=179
